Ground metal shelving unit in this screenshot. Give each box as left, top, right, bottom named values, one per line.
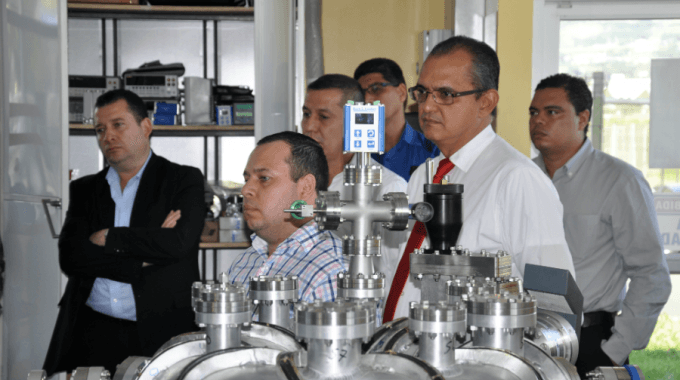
left=199, top=242, right=250, bottom=249
left=69, top=123, right=254, bottom=137
left=67, top=3, right=255, bottom=139
left=67, top=3, right=254, bottom=280
left=67, top=3, right=254, bottom=21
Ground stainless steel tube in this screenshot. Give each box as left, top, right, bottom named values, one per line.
left=205, top=325, right=241, bottom=353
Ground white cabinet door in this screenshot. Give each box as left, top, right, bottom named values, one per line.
left=2, top=200, right=63, bottom=379
left=1, top=0, right=68, bottom=378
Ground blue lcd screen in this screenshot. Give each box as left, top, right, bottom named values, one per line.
left=355, top=113, right=374, bottom=124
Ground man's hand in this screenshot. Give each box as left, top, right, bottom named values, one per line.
left=90, top=211, right=181, bottom=262
left=143, top=210, right=182, bottom=267
left=161, top=210, right=181, bottom=228
left=89, top=228, right=108, bottom=247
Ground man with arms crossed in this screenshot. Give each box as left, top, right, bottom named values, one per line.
left=354, top=58, right=439, bottom=181
left=44, top=90, right=205, bottom=375
left=383, top=36, right=575, bottom=321
left=228, top=132, right=347, bottom=303
left=301, top=74, right=407, bottom=293
left=530, top=73, right=671, bottom=377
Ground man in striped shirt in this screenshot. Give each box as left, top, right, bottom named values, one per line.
left=228, top=132, right=347, bottom=303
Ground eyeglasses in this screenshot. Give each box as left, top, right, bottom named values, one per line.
left=408, top=86, right=487, bottom=105
left=363, top=82, right=398, bottom=95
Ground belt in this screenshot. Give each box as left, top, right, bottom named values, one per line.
left=583, top=310, right=615, bottom=328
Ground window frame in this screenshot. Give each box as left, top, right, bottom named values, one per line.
left=531, top=0, right=680, bottom=273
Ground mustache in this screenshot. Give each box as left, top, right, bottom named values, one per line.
left=420, top=112, right=443, bottom=124
left=303, top=132, right=322, bottom=144
left=242, top=201, right=258, bottom=211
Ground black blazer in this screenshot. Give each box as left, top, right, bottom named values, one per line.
left=43, top=153, right=205, bottom=375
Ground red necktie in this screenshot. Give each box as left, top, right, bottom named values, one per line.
left=383, top=158, right=454, bottom=322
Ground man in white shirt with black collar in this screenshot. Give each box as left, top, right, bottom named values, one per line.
left=301, top=73, right=407, bottom=293
left=383, top=36, right=575, bottom=321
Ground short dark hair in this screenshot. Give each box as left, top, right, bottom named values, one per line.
left=535, top=73, right=593, bottom=136
left=95, top=89, right=148, bottom=124
left=428, top=35, right=500, bottom=117
left=257, top=131, right=329, bottom=193
left=307, top=74, right=364, bottom=107
left=353, top=58, right=406, bottom=86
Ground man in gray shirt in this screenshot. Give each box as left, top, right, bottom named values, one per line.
left=529, top=73, right=672, bottom=377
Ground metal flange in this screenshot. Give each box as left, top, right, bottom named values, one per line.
left=314, top=190, right=342, bottom=230
left=447, top=276, right=522, bottom=299
left=465, top=292, right=537, bottom=329
left=343, top=164, right=382, bottom=185
left=586, top=365, right=645, bottom=380
left=408, top=300, right=467, bottom=335
left=381, top=192, right=411, bottom=230
left=295, top=299, right=376, bottom=341
left=70, top=367, right=110, bottom=380
left=193, top=282, right=252, bottom=326
left=411, top=249, right=513, bottom=279
left=337, top=271, right=385, bottom=300
left=249, top=274, right=299, bottom=302
left=342, top=236, right=381, bottom=257
left=527, top=309, right=580, bottom=364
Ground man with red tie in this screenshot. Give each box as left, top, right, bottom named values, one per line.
left=383, top=36, right=576, bottom=321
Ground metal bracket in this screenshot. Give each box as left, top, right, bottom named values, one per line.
left=42, top=198, right=62, bottom=239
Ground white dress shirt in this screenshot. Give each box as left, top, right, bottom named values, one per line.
left=391, top=125, right=575, bottom=319
left=328, top=156, right=408, bottom=293
left=534, top=139, right=671, bottom=364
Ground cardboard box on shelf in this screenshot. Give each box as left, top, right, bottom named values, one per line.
left=200, top=220, right=218, bottom=243
left=219, top=216, right=245, bottom=230
left=219, top=229, right=249, bottom=243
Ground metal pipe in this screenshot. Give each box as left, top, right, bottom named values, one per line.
left=418, top=333, right=456, bottom=369
left=205, top=325, right=241, bottom=353
left=348, top=255, right=374, bottom=278
left=259, top=300, right=291, bottom=329
left=101, top=19, right=106, bottom=76
left=113, top=19, right=118, bottom=76
left=203, top=20, right=208, bottom=78
left=340, top=201, right=394, bottom=224
left=350, top=153, right=377, bottom=240
left=355, top=152, right=369, bottom=169
left=214, top=20, right=219, bottom=83
left=425, top=158, right=434, bottom=184
left=250, top=275, right=298, bottom=330
left=194, top=280, right=251, bottom=353
left=305, top=339, right=362, bottom=377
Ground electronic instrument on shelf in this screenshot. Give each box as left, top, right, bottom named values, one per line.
left=68, top=75, right=121, bottom=124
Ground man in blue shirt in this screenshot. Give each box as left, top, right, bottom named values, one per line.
left=354, top=58, right=439, bottom=181
left=44, top=90, right=205, bottom=376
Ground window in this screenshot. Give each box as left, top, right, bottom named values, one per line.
left=559, top=19, right=680, bottom=190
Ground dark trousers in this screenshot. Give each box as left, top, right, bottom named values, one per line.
left=576, top=311, right=629, bottom=379
left=63, top=305, right=142, bottom=375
